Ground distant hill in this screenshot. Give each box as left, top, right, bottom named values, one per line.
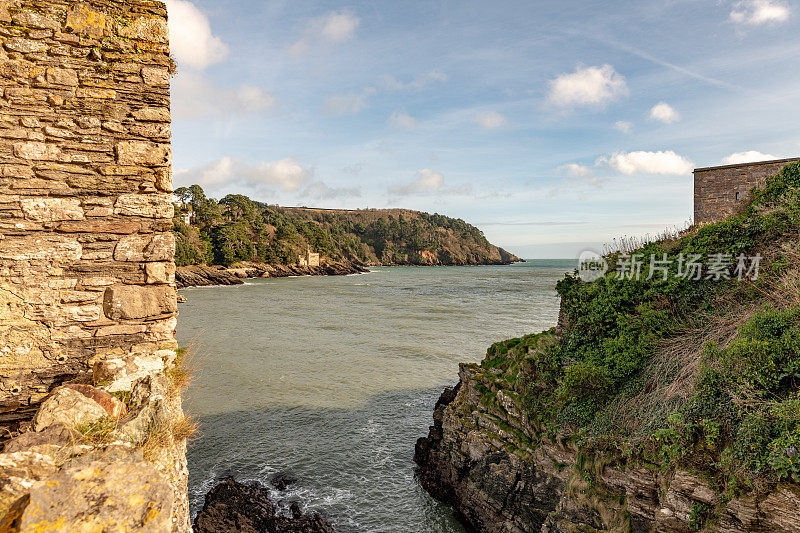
left=173, top=185, right=521, bottom=267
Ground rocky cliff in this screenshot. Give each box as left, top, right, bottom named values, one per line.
left=175, top=260, right=369, bottom=288
left=416, top=348, right=800, bottom=532
left=416, top=163, right=800, bottom=532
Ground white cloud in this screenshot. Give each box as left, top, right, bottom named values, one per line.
left=613, top=121, right=633, bottom=134
left=163, top=0, right=228, bottom=70
left=557, top=163, right=595, bottom=179
left=474, top=111, right=508, bottom=129
left=323, top=87, right=376, bottom=116
left=389, top=169, right=444, bottom=196
left=289, top=11, right=360, bottom=55
left=556, top=163, right=606, bottom=187
left=730, top=0, right=790, bottom=25
left=721, top=150, right=779, bottom=165
left=301, top=181, right=361, bottom=199
left=649, top=102, right=680, bottom=124
left=547, top=64, right=628, bottom=109
left=172, top=72, right=275, bottom=118
left=388, top=111, right=418, bottom=129
left=176, top=156, right=312, bottom=192
left=597, top=150, right=694, bottom=175
left=377, top=71, right=448, bottom=91
left=388, top=169, right=473, bottom=197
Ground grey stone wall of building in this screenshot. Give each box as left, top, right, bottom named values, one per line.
left=0, top=0, right=175, bottom=428
left=694, top=158, right=799, bottom=224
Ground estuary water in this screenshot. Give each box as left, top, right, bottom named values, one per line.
left=178, top=261, right=572, bottom=532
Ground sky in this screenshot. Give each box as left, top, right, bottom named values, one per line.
left=165, top=0, right=800, bottom=258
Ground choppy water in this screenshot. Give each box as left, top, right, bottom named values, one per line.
left=178, top=261, right=572, bottom=532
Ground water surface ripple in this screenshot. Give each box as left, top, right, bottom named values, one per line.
left=179, top=262, right=571, bottom=532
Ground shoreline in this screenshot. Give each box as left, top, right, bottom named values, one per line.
left=175, top=261, right=370, bottom=289
left=176, top=260, right=526, bottom=289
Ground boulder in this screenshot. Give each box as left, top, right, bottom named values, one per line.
left=193, top=477, right=334, bottom=533
left=0, top=451, right=57, bottom=526
left=31, top=387, right=106, bottom=432
left=93, top=349, right=176, bottom=393
left=60, top=384, right=126, bottom=419
left=10, top=447, right=173, bottom=532
left=2, top=424, right=83, bottom=455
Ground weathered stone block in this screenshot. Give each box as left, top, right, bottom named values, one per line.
left=102, top=285, right=177, bottom=320
left=117, top=16, right=169, bottom=43
left=114, top=233, right=174, bottom=262
left=12, top=10, right=60, bottom=30
left=14, top=142, right=61, bottom=161
left=141, top=66, right=170, bottom=86
left=76, top=87, right=117, bottom=99
left=114, top=194, right=174, bottom=218
left=66, top=3, right=108, bottom=39
left=46, top=67, right=79, bottom=86
left=0, top=236, right=81, bottom=261
left=116, top=140, right=171, bottom=166
left=4, top=38, right=47, bottom=54
left=154, top=168, right=172, bottom=192
left=13, top=448, right=173, bottom=532
left=145, top=262, right=175, bottom=284
left=20, top=198, right=84, bottom=222
left=133, top=107, right=170, bottom=122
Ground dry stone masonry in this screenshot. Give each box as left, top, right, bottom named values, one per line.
left=0, top=1, right=190, bottom=531
left=0, top=0, right=175, bottom=425
left=694, top=157, right=800, bottom=224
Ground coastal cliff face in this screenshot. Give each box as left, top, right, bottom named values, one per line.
left=417, top=165, right=800, bottom=532
left=416, top=349, right=800, bottom=532
left=0, top=1, right=189, bottom=530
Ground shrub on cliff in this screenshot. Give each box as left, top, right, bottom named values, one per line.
left=482, top=162, right=800, bottom=495
left=552, top=163, right=800, bottom=429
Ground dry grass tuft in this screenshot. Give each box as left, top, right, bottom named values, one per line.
left=593, top=238, right=800, bottom=443
left=602, top=220, right=692, bottom=256
left=166, top=345, right=201, bottom=397
left=77, top=417, right=119, bottom=446
left=141, top=415, right=199, bottom=460
left=171, top=416, right=199, bottom=442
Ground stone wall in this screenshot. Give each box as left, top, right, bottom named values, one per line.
left=694, top=158, right=799, bottom=224
left=0, top=0, right=176, bottom=430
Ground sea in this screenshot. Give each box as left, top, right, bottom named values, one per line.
left=177, top=260, right=574, bottom=532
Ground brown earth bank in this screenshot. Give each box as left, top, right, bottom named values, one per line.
left=193, top=477, right=334, bottom=533
left=415, top=363, right=800, bottom=533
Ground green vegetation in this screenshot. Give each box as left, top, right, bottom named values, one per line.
left=481, top=162, right=800, bottom=498
left=172, top=184, right=517, bottom=267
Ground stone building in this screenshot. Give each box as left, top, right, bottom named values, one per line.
left=694, top=157, right=799, bottom=224
left=298, top=247, right=321, bottom=267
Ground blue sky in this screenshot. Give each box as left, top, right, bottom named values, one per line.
left=165, top=0, right=800, bottom=258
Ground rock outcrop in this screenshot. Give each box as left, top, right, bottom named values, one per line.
left=0, top=348, right=190, bottom=532
left=416, top=361, right=800, bottom=532
left=193, top=477, right=335, bottom=533
left=175, top=260, right=369, bottom=288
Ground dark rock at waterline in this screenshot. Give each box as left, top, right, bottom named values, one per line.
left=193, top=477, right=335, bottom=533
left=271, top=472, right=297, bottom=491
left=175, top=261, right=369, bottom=288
